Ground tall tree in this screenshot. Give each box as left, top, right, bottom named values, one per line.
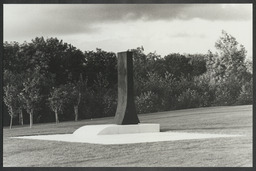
left=206, top=30, right=251, bottom=105
left=3, top=70, right=25, bottom=126
left=84, top=48, right=117, bottom=88
left=19, top=69, right=45, bottom=128
left=163, top=53, right=193, bottom=80
left=3, top=84, right=19, bottom=129
left=67, top=74, right=88, bottom=121
left=3, top=41, right=21, bottom=72
left=131, top=47, right=148, bottom=79
left=19, top=82, right=39, bottom=128
left=187, top=54, right=207, bottom=77
left=214, top=30, right=248, bottom=81
left=48, top=85, right=69, bottom=124
left=15, top=38, right=65, bottom=123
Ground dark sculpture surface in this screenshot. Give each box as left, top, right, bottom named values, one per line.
left=114, top=52, right=140, bottom=125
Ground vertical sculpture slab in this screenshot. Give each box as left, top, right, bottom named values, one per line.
left=114, top=52, right=140, bottom=125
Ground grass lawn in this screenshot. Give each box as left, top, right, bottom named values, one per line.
left=3, top=105, right=252, bottom=167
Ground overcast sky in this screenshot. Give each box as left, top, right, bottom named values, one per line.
left=4, top=4, right=252, bottom=58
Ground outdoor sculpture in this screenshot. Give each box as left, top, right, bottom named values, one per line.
left=114, top=51, right=140, bottom=125
left=71, top=51, right=157, bottom=138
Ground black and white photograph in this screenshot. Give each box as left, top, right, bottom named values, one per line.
left=2, top=1, right=253, bottom=167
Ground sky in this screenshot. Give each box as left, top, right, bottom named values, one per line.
left=3, top=4, right=253, bottom=58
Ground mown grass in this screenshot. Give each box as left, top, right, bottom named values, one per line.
left=3, top=105, right=252, bottom=167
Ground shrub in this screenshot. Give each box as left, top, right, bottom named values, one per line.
left=143, top=72, right=180, bottom=110
left=102, top=90, right=117, bottom=117
left=177, top=88, right=201, bottom=109
left=236, top=80, right=253, bottom=105
left=213, top=76, right=242, bottom=105
left=193, top=74, right=214, bottom=107
left=135, top=91, right=159, bottom=114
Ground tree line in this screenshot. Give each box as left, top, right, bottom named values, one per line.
left=3, top=30, right=252, bottom=128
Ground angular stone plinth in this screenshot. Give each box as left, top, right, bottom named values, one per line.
left=73, top=124, right=160, bottom=136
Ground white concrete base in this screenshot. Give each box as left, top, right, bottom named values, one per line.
left=13, top=132, right=240, bottom=145
left=12, top=124, right=241, bottom=145
left=73, top=124, right=160, bottom=136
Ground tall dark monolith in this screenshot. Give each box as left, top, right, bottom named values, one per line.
left=114, top=51, right=140, bottom=125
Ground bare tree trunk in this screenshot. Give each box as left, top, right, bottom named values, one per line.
left=55, top=110, right=59, bottom=124
left=74, top=89, right=81, bottom=122
left=10, top=115, right=13, bottom=129
left=19, top=109, right=23, bottom=125
left=29, top=110, right=33, bottom=128
left=74, top=105, right=78, bottom=121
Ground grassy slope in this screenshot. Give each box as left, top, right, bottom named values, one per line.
left=3, top=105, right=252, bottom=167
